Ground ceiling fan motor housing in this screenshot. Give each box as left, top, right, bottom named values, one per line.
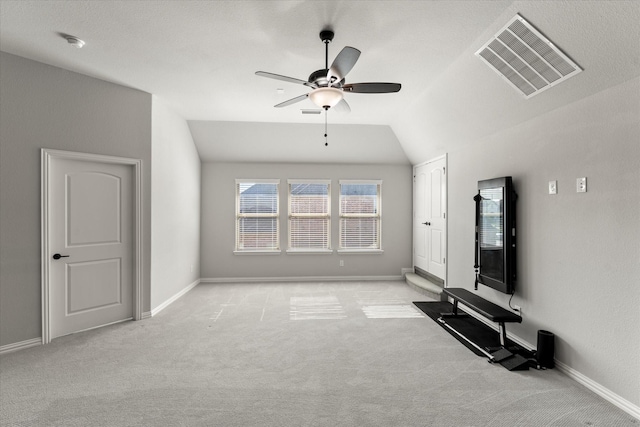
left=319, top=30, right=334, bottom=43
left=308, top=69, right=343, bottom=87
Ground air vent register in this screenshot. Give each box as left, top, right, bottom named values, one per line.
left=476, top=14, right=582, bottom=98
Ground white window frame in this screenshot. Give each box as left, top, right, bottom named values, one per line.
left=338, top=180, right=383, bottom=254
left=287, top=179, right=332, bottom=254
left=234, top=179, right=281, bottom=255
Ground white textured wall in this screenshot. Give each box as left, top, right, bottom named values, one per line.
left=444, top=78, right=639, bottom=408
left=151, top=97, right=201, bottom=310
left=201, top=162, right=412, bottom=279
left=0, top=53, right=152, bottom=346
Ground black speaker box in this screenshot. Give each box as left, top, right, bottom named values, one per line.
left=536, top=329, right=555, bottom=369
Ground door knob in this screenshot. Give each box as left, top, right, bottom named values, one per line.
left=422, top=222, right=431, bottom=226
left=52, top=253, right=70, bottom=260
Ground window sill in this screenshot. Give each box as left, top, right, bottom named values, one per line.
left=286, top=249, right=334, bottom=255
left=337, top=249, right=384, bottom=254
left=233, top=250, right=282, bottom=256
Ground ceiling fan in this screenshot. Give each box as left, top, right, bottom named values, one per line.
left=256, top=29, right=401, bottom=113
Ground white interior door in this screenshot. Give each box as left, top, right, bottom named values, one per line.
left=413, top=156, right=447, bottom=282
left=47, top=155, right=134, bottom=339
left=413, top=167, right=429, bottom=271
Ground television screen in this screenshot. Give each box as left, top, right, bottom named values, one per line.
left=476, top=177, right=516, bottom=294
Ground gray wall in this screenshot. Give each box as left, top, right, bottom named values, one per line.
left=201, top=162, right=412, bottom=280
left=151, top=97, right=201, bottom=310
left=0, top=52, right=152, bottom=346
left=2, top=48, right=637, bottom=412
left=441, top=78, right=639, bottom=407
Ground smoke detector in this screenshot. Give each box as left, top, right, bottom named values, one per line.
left=63, top=35, right=85, bottom=48
left=476, top=14, right=581, bottom=98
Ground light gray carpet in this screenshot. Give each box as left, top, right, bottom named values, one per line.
left=1, top=281, right=636, bottom=426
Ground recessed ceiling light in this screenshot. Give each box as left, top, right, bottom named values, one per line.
left=63, top=35, right=85, bottom=48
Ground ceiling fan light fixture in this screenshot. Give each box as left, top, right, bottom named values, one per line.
left=309, top=87, right=343, bottom=109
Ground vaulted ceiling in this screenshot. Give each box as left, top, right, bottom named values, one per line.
left=1, top=1, right=638, bottom=164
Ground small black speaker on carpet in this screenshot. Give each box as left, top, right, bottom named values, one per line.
left=536, top=329, right=555, bottom=369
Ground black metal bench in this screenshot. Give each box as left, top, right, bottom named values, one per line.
left=439, top=287, right=521, bottom=359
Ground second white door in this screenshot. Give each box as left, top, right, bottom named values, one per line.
left=413, top=157, right=447, bottom=282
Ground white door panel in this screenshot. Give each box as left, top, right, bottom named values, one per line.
left=430, top=230, right=442, bottom=263
left=67, top=172, right=122, bottom=246
left=415, top=228, right=427, bottom=259
left=428, top=163, right=446, bottom=278
left=67, top=258, right=122, bottom=314
left=49, top=157, right=134, bottom=339
left=430, top=169, right=442, bottom=218
left=413, top=157, right=447, bottom=282
left=413, top=170, right=428, bottom=270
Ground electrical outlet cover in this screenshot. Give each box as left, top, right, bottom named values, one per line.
left=577, top=177, right=587, bottom=193
left=549, top=180, right=557, bottom=194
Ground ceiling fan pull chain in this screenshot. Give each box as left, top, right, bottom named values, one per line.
left=324, top=109, right=328, bottom=146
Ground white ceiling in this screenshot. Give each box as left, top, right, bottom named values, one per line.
left=1, top=1, right=638, bottom=164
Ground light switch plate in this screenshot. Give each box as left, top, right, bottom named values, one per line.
left=577, top=177, right=587, bottom=193
left=549, top=180, right=557, bottom=195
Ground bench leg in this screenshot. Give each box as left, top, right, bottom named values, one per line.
left=440, top=299, right=470, bottom=318
left=498, top=322, right=507, bottom=347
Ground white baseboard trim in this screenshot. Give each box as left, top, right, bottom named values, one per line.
left=141, top=311, right=152, bottom=320
left=450, top=301, right=640, bottom=421
left=400, top=267, right=413, bottom=277
left=150, top=279, right=200, bottom=317
left=0, top=337, right=42, bottom=355
left=554, top=360, right=640, bottom=420
left=200, top=275, right=403, bottom=284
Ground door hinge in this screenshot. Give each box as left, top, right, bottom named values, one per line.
left=443, top=257, right=446, bottom=264
left=443, top=167, right=446, bottom=174
left=443, top=212, right=446, bottom=219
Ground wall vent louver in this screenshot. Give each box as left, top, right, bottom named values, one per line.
left=476, top=14, right=582, bottom=98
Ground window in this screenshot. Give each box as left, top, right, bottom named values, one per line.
left=235, top=179, right=280, bottom=252
left=339, top=180, right=382, bottom=251
left=288, top=180, right=331, bottom=252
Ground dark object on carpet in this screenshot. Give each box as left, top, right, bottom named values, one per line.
left=499, top=352, right=531, bottom=371
left=414, top=301, right=534, bottom=364
left=536, top=329, right=555, bottom=368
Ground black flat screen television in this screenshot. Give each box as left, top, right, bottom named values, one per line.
left=474, top=177, right=517, bottom=294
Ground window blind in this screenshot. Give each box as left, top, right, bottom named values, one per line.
left=288, top=181, right=330, bottom=250
left=339, top=181, right=381, bottom=250
left=236, top=180, right=279, bottom=251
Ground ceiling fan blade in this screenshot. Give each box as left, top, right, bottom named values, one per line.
left=256, top=71, right=317, bottom=88
left=274, top=93, right=309, bottom=108
left=342, top=82, right=401, bottom=93
left=327, top=46, right=361, bottom=85
left=333, top=98, right=351, bottom=113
